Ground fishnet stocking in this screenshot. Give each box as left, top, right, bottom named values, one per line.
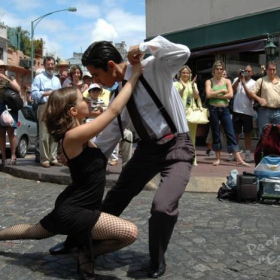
left=91, top=212, right=138, bottom=257
left=0, top=222, right=54, bottom=240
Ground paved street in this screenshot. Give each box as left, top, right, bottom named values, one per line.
left=1, top=172, right=280, bottom=279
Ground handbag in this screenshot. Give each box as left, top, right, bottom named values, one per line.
left=0, top=105, right=14, bottom=126
left=3, top=86, right=23, bottom=112
left=252, top=101, right=260, bottom=111
left=186, top=96, right=209, bottom=124
left=228, top=98, right=234, bottom=114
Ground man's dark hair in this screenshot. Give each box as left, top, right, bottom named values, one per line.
left=82, top=41, right=123, bottom=71
left=43, top=56, right=55, bottom=65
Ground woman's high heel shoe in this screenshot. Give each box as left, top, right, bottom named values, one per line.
left=77, top=260, right=95, bottom=280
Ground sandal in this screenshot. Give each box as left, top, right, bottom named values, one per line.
left=236, top=161, right=251, bottom=167
left=213, top=160, right=220, bottom=166
left=1, top=159, right=7, bottom=166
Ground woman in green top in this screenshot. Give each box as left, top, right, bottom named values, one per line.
left=205, top=61, right=250, bottom=167
left=174, top=65, right=199, bottom=165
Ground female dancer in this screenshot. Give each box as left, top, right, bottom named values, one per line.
left=0, top=61, right=142, bottom=279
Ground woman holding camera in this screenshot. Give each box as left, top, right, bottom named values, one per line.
left=0, top=60, right=21, bottom=166
left=205, top=60, right=250, bottom=167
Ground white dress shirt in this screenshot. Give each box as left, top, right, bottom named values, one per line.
left=95, top=35, right=191, bottom=159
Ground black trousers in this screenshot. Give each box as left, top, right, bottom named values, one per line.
left=101, top=133, right=194, bottom=264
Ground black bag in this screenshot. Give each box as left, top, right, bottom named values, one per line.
left=236, top=174, right=258, bottom=202
left=252, top=101, right=260, bottom=111
left=217, top=169, right=238, bottom=201
left=252, top=78, right=263, bottom=112
left=3, top=87, right=23, bottom=112
left=217, top=182, right=237, bottom=201
left=229, top=98, right=234, bottom=114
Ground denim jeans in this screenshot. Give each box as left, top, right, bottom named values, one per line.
left=209, top=105, right=239, bottom=153
left=258, top=107, right=280, bottom=136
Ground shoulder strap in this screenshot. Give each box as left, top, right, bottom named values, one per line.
left=116, top=75, right=178, bottom=143
left=115, top=86, right=140, bottom=143
left=61, top=138, right=70, bottom=161
left=210, top=78, right=213, bottom=88
left=139, top=75, right=177, bottom=134
left=259, top=78, right=263, bottom=97
left=257, top=78, right=263, bottom=97
left=198, top=96, right=204, bottom=108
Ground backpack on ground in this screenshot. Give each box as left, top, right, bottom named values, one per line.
left=217, top=182, right=237, bottom=201
left=217, top=169, right=258, bottom=202
left=254, top=124, right=280, bottom=166
left=217, top=169, right=238, bottom=201
left=236, top=173, right=258, bottom=202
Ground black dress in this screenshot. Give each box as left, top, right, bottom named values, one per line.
left=40, top=145, right=107, bottom=249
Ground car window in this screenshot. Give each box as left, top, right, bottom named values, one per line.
left=21, top=107, right=36, bottom=122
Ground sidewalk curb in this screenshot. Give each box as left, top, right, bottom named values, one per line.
left=0, top=164, right=160, bottom=191
left=0, top=165, right=221, bottom=194
left=2, top=165, right=72, bottom=185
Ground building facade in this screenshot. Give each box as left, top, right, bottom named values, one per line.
left=0, top=22, right=8, bottom=63
left=146, top=0, right=280, bottom=86
left=0, top=23, right=31, bottom=103
left=146, top=0, right=280, bottom=139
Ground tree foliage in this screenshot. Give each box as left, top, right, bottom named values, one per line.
left=7, top=26, right=43, bottom=57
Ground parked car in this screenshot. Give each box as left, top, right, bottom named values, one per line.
left=5, top=105, right=37, bottom=158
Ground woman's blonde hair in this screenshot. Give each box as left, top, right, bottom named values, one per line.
left=42, top=87, right=78, bottom=142
left=178, top=65, right=192, bottom=80
left=212, top=61, right=225, bottom=76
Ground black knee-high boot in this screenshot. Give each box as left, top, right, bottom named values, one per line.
left=148, top=212, right=178, bottom=265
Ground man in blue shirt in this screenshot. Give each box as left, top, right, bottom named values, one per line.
left=31, top=57, right=62, bottom=168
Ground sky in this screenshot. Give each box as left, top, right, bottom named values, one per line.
left=0, top=0, right=146, bottom=60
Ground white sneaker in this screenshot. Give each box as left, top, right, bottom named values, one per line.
left=228, top=153, right=234, bottom=161
left=208, top=150, right=215, bottom=158
left=244, top=153, right=251, bottom=163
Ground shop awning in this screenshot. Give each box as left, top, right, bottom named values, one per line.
left=190, top=38, right=266, bottom=58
